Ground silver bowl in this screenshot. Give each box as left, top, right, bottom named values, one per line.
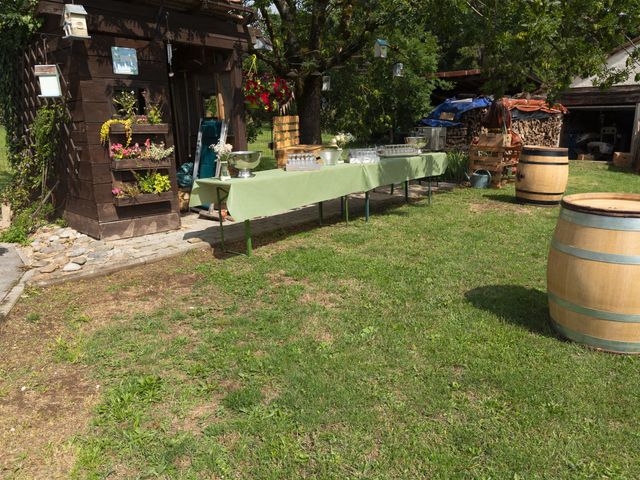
left=405, top=136, right=428, bottom=150
left=228, top=151, right=262, bottom=178
left=319, top=149, right=342, bottom=166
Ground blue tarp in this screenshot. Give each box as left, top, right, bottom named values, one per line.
left=419, top=96, right=492, bottom=127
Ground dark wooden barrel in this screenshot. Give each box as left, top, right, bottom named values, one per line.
left=547, top=193, right=640, bottom=353
left=516, top=146, right=569, bottom=205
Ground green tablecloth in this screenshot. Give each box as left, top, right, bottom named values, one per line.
left=189, top=153, right=448, bottom=222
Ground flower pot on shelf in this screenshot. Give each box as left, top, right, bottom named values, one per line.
left=109, top=123, right=169, bottom=135
left=113, top=191, right=174, bottom=207
left=111, top=158, right=173, bottom=170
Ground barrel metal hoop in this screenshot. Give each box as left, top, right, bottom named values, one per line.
left=519, top=160, right=569, bottom=165
left=516, top=198, right=560, bottom=206
left=550, top=319, right=640, bottom=353
left=549, top=292, right=640, bottom=323
left=522, top=148, right=568, bottom=157
left=560, top=208, right=640, bottom=232
left=551, top=239, right=640, bottom=265
left=516, top=189, right=565, bottom=196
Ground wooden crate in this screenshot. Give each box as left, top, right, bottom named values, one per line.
left=273, top=115, right=322, bottom=168
left=469, top=144, right=521, bottom=188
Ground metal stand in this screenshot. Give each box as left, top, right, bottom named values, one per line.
left=244, top=220, right=253, bottom=256
left=318, top=202, right=324, bottom=225
left=365, top=191, right=370, bottom=222
left=344, top=196, right=350, bottom=224
left=404, top=181, right=409, bottom=202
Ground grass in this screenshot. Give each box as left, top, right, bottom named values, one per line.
left=0, top=125, right=11, bottom=191
left=3, top=162, right=640, bottom=478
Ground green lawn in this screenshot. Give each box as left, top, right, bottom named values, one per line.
left=4, top=162, right=640, bottom=478
left=0, top=125, right=11, bottom=191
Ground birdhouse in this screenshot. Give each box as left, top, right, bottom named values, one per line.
left=34, top=65, right=62, bottom=98
left=61, top=4, right=91, bottom=40
left=393, top=62, right=404, bottom=77
left=322, top=75, right=331, bottom=92
left=374, top=39, right=389, bottom=59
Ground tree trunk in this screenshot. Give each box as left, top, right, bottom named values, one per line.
left=297, top=75, right=322, bottom=145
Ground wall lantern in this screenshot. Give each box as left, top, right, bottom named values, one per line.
left=374, top=39, right=389, bottom=59
left=322, top=75, right=331, bottom=92
left=61, top=4, right=91, bottom=40
left=34, top=65, right=62, bottom=98
left=393, top=62, right=404, bottom=78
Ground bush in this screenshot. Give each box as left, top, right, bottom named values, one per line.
left=443, top=150, right=470, bottom=183
left=0, top=203, right=52, bottom=245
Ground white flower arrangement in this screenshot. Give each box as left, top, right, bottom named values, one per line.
left=331, top=132, right=355, bottom=149
left=211, top=142, right=234, bottom=160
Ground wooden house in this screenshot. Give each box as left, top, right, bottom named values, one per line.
left=21, top=0, right=252, bottom=239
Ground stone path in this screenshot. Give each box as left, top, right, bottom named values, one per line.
left=0, top=243, right=26, bottom=319
left=0, top=182, right=453, bottom=312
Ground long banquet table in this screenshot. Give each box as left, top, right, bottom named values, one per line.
left=189, top=153, right=448, bottom=255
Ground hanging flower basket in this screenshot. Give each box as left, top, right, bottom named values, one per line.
left=243, top=55, right=293, bottom=113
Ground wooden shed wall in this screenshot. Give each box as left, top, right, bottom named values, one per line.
left=25, top=0, right=250, bottom=239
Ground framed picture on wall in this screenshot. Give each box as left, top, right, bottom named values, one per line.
left=111, top=47, right=139, bottom=75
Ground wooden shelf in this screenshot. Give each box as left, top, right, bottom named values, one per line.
left=109, top=123, right=170, bottom=135
left=114, top=191, right=174, bottom=207
left=111, top=158, right=173, bottom=170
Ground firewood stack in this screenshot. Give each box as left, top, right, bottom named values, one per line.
left=511, top=115, right=563, bottom=147
left=445, top=108, right=488, bottom=151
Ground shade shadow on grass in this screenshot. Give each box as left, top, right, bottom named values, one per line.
left=465, top=284, right=555, bottom=337
left=483, top=193, right=522, bottom=205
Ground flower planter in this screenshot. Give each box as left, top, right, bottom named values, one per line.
left=111, top=158, right=173, bottom=170
left=114, top=191, right=174, bottom=207
left=109, top=123, right=169, bottom=135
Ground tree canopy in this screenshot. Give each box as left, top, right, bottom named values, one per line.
left=424, top=0, right=640, bottom=96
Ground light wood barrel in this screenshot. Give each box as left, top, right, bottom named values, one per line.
left=516, top=146, right=569, bottom=205
left=547, top=193, right=640, bottom=353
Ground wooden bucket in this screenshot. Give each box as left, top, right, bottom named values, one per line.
left=547, top=193, right=640, bottom=353
left=516, top=146, right=569, bottom=205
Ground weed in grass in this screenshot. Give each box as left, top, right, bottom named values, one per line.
left=52, top=336, right=85, bottom=363
left=25, top=312, right=40, bottom=323
left=222, top=385, right=263, bottom=412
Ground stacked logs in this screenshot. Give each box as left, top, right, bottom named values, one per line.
left=511, top=115, right=563, bottom=147
left=445, top=108, right=488, bottom=151
left=444, top=110, right=564, bottom=151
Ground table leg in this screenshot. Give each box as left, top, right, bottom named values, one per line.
left=404, top=181, right=409, bottom=202
left=345, top=195, right=350, bottom=224
left=318, top=201, right=324, bottom=225
left=428, top=178, right=432, bottom=206
left=340, top=196, right=345, bottom=219
left=390, top=184, right=395, bottom=195
left=244, top=219, right=253, bottom=257
left=216, top=187, right=226, bottom=252
left=365, top=191, right=370, bottom=222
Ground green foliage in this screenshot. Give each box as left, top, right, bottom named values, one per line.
left=0, top=203, right=54, bottom=244
left=113, top=90, right=138, bottom=119
left=134, top=171, right=172, bottom=194
left=425, top=0, right=640, bottom=96
left=443, top=150, right=470, bottom=183
left=144, top=93, right=163, bottom=125
left=0, top=125, right=10, bottom=191
left=324, top=32, right=439, bottom=141
left=2, top=103, right=65, bottom=208
left=1, top=103, right=66, bottom=242
left=0, top=1, right=39, bottom=163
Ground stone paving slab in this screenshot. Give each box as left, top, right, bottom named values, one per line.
left=0, top=244, right=24, bottom=304
left=2, top=182, right=454, bottom=294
